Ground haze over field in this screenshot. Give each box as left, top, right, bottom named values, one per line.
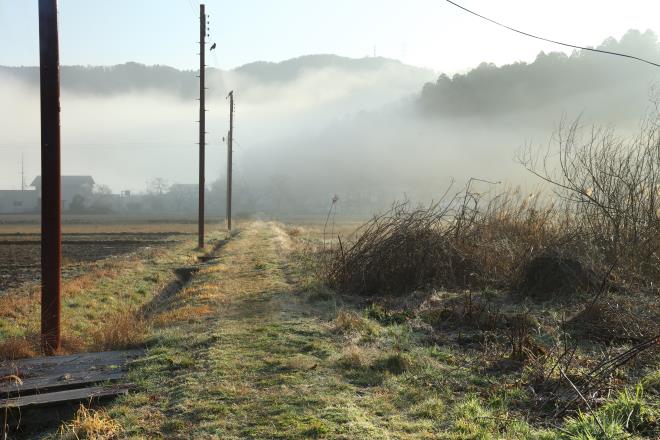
left=1, top=30, right=660, bottom=214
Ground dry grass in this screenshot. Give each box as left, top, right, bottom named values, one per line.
left=0, top=234, right=194, bottom=361
left=0, top=332, right=88, bottom=361
left=152, top=304, right=214, bottom=328
left=327, top=112, right=660, bottom=298
left=62, top=267, right=121, bottom=297
left=0, top=219, right=200, bottom=235
left=0, top=334, right=38, bottom=360
left=0, top=262, right=130, bottom=323
left=89, top=310, right=147, bottom=352
left=58, top=404, right=123, bottom=440
left=0, top=289, right=35, bottom=320
left=287, top=227, right=303, bottom=237
left=338, top=344, right=370, bottom=369
left=325, top=188, right=570, bottom=297
left=326, top=181, right=657, bottom=300
left=331, top=309, right=379, bottom=336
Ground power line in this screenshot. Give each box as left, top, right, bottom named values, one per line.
left=0, top=143, right=227, bottom=150
left=184, top=0, right=196, bottom=16
left=443, top=0, right=660, bottom=68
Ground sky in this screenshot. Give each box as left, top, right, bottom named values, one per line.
left=1, top=1, right=660, bottom=196
left=1, top=0, right=660, bottom=73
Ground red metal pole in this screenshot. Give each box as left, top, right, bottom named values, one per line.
left=38, top=0, right=62, bottom=355
left=198, top=3, right=206, bottom=249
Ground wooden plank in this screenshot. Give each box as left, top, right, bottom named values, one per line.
left=0, top=349, right=143, bottom=396
left=1, top=371, right=126, bottom=397
left=0, top=349, right=143, bottom=374
left=0, top=384, right=133, bottom=409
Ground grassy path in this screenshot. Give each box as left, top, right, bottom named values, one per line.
left=104, top=222, right=402, bottom=438
left=107, top=222, right=353, bottom=438
left=84, top=222, right=563, bottom=439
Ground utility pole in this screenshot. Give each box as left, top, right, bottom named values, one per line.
left=198, top=3, right=206, bottom=249
left=21, top=153, right=25, bottom=191
left=38, top=0, right=61, bottom=355
left=226, top=91, right=233, bottom=232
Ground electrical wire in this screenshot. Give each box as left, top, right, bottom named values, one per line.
left=443, top=0, right=660, bottom=68
left=0, top=142, right=227, bottom=150
left=185, top=0, right=197, bottom=16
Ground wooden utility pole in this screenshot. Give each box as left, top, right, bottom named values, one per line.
left=21, top=153, right=25, bottom=191
left=38, top=0, right=62, bottom=355
left=227, top=91, right=233, bottom=232
left=198, top=3, right=206, bottom=249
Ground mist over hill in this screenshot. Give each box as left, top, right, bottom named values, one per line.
left=1, top=31, right=659, bottom=216
left=0, top=55, right=433, bottom=99
left=417, top=29, right=660, bottom=118
left=242, top=30, right=660, bottom=213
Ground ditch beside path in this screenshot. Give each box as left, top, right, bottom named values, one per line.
left=109, top=221, right=400, bottom=439
left=96, top=221, right=570, bottom=440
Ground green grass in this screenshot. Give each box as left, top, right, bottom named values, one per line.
left=94, top=223, right=547, bottom=438
left=0, top=234, right=200, bottom=358
left=31, top=221, right=658, bottom=439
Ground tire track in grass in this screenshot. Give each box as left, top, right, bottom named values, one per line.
left=110, top=222, right=388, bottom=439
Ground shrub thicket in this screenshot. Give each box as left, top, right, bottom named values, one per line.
left=326, top=111, right=659, bottom=299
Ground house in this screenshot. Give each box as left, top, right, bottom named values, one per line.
left=0, top=190, right=39, bottom=214
left=30, top=175, right=95, bottom=211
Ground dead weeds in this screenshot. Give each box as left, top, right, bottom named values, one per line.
left=58, top=404, right=123, bottom=440
left=90, top=310, right=147, bottom=351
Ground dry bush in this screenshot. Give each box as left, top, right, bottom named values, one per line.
left=59, top=404, right=123, bottom=440
left=287, top=227, right=303, bottom=237
left=0, top=334, right=38, bottom=360
left=0, top=332, right=86, bottom=361
left=326, top=198, right=473, bottom=296
left=60, top=333, right=88, bottom=354
left=567, top=297, right=660, bottom=344
left=516, top=249, right=599, bottom=300
left=89, top=310, right=147, bottom=351
left=520, top=111, right=660, bottom=293
left=326, top=185, right=571, bottom=297
left=327, top=109, right=659, bottom=299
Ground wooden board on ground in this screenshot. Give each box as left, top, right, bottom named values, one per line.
left=0, top=349, right=143, bottom=397
left=0, top=383, right=134, bottom=409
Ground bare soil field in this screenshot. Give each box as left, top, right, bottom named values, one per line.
left=0, top=220, right=656, bottom=438
left=0, top=234, right=184, bottom=292
left=0, top=216, right=210, bottom=293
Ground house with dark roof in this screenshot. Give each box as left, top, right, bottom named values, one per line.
left=30, top=175, right=95, bottom=211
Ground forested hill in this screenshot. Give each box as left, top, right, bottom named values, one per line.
left=0, top=55, right=432, bottom=99
left=1, top=62, right=194, bottom=97
left=418, top=29, right=660, bottom=117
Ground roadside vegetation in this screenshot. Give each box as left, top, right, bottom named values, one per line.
left=0, top=228, right=200, bottom=361
left=317, top=113, right=659, bottom=438
left=1, top=114, right=657, bottom=438
left=0, top=210, right=646, bottom=438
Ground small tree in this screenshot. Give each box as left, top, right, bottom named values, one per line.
left=69, top=194, right=87, bottom=213
left=147, top=178, right=169, bottom=196
left=519, top=111, right=659, bottom=288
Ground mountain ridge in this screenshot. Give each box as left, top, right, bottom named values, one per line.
left=0, top=54, right=433, bottom=98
